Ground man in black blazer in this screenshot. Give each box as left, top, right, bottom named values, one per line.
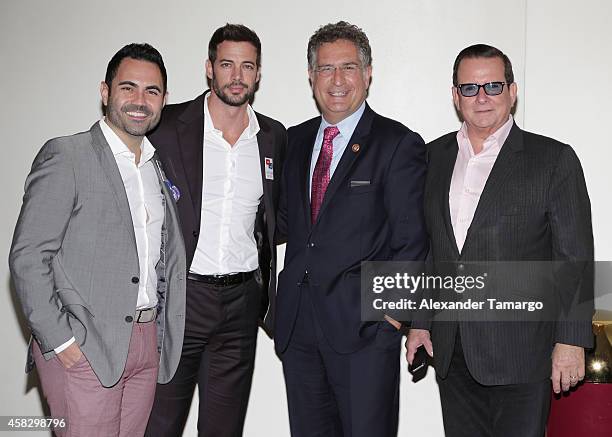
left=276, top=21, right=428, bottom=437
left=144, top=24, right=286, bottom=437
left=407, top=44, right=594, bottom=437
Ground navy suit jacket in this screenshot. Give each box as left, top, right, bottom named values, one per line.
left=275, top=104, right=428, bottom=354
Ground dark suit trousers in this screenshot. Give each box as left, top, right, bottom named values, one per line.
left=281, top=287, right=401, bottom=437
left=145, top=277, right=260, bottom=437
left=437, top=333, right=551, bottom=437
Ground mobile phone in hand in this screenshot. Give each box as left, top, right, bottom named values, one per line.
left=408, top=345, right=428, bottom=376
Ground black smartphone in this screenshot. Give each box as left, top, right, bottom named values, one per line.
left=408, top=345, right=428, bottom=376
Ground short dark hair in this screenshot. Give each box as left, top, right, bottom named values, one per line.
left=208, top=24, right=262, bottom=67
left=105, top=43, right=167, bottom=92
left=307, top=21, right=372, bottom=70
left=452, top=44, right=514, bottom=86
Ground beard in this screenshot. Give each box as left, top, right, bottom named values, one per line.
left=211, top=75, right=255, bottom=107
left=106, top=102, right=159, bottom=137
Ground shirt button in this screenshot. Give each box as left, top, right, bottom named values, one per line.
left=125, top=316, right=133, bottom=323
left=131, top=276, right=139, bottom=284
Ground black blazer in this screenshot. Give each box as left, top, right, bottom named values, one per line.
left=274, top=104, right=428, bottom=354
left=149, top=91, right=287, bottom=335
left=420, top=123, right=594, bottom=385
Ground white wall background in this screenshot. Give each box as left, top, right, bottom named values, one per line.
left=1, top=0, right=610, bottom=435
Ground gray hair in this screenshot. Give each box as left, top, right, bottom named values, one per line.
left=307, top=21, right=372, bottom=70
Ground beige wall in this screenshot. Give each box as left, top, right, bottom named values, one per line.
left=1, top=0, right=609, bottom=435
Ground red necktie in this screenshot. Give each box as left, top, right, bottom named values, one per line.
left=311, top=126, right=339, bottom=223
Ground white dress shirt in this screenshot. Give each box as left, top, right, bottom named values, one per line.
left=190, top=94, right=263, bottom=275
left=449, top=116, right=514, bottom=252
left=55, top=119, right=164, bottom=354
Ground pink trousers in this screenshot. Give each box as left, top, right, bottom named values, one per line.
left=32, top=321, right=159, bottom=437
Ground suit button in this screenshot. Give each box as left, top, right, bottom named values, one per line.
left=457, top=264, right=465, bottom=272
left=308, top=242, right=315, bottom=248
left=193, top=231, right=199, bottom=238
left=125, top=316, right=133, bottom=323
left=131, top=276, right=139, bottom=284
left=60, top=307, right=66, bottom=313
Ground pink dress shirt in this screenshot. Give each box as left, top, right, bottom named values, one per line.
left=449, top=116, right=514, bottom=252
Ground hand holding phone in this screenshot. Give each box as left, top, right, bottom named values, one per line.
left=408, top=345, right=429, bottom=378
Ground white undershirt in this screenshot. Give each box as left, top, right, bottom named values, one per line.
left=189, top=94, right=263, bottom=275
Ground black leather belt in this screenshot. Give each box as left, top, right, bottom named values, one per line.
left=187, top=271, right=255, bottom=287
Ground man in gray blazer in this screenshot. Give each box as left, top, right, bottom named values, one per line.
left=406, top=44, right=593, bottom=437
left=9, top=43, right=186, bottom=437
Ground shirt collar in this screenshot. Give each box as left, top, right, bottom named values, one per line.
left=100, top=118, right=156, bottom=164
left=320, top=101, right=366, bottom=139
left=457, top=115, right=514, bottom=156
left=203, top=92, right=260, bottom=140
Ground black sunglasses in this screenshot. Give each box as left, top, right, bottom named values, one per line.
left=456, top=81, right=509, bottom=97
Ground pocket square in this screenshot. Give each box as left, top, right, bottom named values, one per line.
left=350, top=180, right=371, bottom=187
left=164, top=179, right=181, bottom=202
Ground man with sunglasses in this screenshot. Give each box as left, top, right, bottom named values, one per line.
left=406, top=44, right=593, bottom=437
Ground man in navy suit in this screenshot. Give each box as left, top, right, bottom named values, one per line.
left=275, top=21, right=428, bottom=437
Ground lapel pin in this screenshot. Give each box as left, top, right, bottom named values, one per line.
left=264, top=157, right=274, bottom=180
left=351, top=143, right=360, bottom=153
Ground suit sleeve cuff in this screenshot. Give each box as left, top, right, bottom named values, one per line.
left=410, top=320, right=432, bottom=331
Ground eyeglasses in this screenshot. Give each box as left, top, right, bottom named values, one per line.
left=456, top=82, right=509, bottom=97
left=314, top=63, right=362, bottom=77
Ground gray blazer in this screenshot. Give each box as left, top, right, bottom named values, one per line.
left=9, top=122, right=186, bottom=387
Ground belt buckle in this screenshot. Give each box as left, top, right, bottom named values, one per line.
left=216, top=274, right=231, bottom=286
left=136, top=307, right=156, bottom=323
left=216, top=273, right=238, bottom=286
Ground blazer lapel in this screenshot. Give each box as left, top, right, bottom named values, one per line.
left=439, top=138, right=461, bottom=258
left=89, top=122, right=137, bottom=251
left=462, top=123, right=524, bottom=252
left=299, top=119, right=320, bottom=231
left=151, top=154, right=180, bottom=230
left=255, top=114, right=275, bottom=235
left=314, top=104, right=374, bottom=226
left=176, top=93, right=206, bottom=226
